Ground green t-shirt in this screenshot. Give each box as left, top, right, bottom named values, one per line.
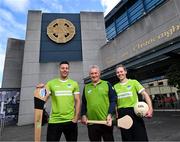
left=114, top=79, right=144, bottom=108
left=46, top=78, right=80, bottom=123
left=84, top=80, right=110, bottom=120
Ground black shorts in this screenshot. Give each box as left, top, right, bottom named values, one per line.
left=46, top=121, right=78, bottom=141
left=87, top=124, right=114, bottom=141
left=118, top=107, right=148, bottom=141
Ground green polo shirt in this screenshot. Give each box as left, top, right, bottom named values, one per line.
left=46, top=78, right=80, bottom=123
left=114, top=79, right=144, bottom=108
left=84, top=80, right=110, bottom=120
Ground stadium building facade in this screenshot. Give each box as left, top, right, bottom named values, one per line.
left=1, top=0, right=180, bottom=125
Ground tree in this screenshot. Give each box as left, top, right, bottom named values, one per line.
left=166, top=61, right=180, bottom=89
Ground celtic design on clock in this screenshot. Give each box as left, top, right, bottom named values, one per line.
left=47, top=19, right=76, bottom=43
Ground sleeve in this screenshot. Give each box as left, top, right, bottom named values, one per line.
left=134, top=80, right=145, bottom=94
left=107, top=82, right=117, bottom=115
left=81, top=87, right=87, bottom=116
left=74, top=81, right=80, bottom=95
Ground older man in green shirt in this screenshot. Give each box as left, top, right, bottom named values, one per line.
left=81, top=65, right=117, bottom=141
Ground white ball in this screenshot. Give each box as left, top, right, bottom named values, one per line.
left=134, top=102, right=149, bottom=117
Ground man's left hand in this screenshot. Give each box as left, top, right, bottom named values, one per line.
left=106, top=114, right=112, bottom=126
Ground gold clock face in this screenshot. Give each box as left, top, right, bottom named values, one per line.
left=47, top=19, right=76, bottom=43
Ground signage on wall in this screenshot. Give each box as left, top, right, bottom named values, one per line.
left=40, top=13, right=82, bottom=62
left=0, top=89, right=20, bottom=125
left=47, top=18, right=76, bottom=43
left=134, top=24, right=180, bottom=51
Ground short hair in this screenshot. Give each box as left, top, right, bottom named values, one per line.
left=116, top=64, right=127, bottom=72
left=89, top=65, right=101, bottom=72
left=59, top=61, right=69, bottom=66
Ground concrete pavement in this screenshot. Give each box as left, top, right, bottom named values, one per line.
left=1, top=111, right=180, bottom=141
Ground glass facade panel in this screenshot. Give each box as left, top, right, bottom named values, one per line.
left=106, top=0, right=165, bottom=41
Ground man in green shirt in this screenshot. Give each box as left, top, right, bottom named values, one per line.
left=81, top=65, right=117, bottom=141
left=37, top=61, right=81, bottom=141
left=114, top=64, right=153, bottom=141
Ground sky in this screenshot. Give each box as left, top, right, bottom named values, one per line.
left=0, top=0, right=121, bottom=87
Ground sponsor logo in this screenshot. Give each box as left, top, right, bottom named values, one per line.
left=67, top=84, right=72, bottom=88
left=127, top=85, right=132, bottom=90
left=87, top=90, right=92, bottom=94
left=117, top=92, right=133, bottom=99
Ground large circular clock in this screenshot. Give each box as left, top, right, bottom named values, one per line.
left=47, top=19, right=76, bottom=43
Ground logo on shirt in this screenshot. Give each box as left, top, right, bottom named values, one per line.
left=67, top=84, right=72, bottom=88
left=87, top=90, right=92, bottom=94
left=127, top=85, right=132, bottom=90
left=117, top=92, right=133, bottom=99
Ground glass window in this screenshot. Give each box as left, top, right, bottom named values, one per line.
left=105, top=0, right=165, bottom=41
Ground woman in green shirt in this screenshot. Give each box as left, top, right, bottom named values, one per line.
left=114, top=64, right=153, bottom=141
